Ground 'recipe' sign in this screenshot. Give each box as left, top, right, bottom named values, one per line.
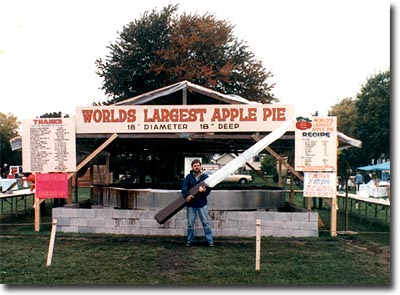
left=294, top=116, right=337, bottom=172
left=75, top=104, right=295, bottom=133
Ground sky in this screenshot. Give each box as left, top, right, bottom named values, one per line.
left=0, top=0, right=392, bottom=122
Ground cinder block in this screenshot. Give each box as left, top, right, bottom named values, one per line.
left=270, top=229, right=287, bottom=237
left=214, top=228, right=238, bottom=237
left=295, top=221, right=318, bottom=230
left=238, top=228, right=255, bottom=237
left=56, top=208, right=79, bottom=218
left=53, top=208, right=319, bottom=238
left=255, top=211, right=275, bottom=221
left=55, top=217, right=70, bottom=226
left=78, top=209, right=96, bottom=218
left=273, top=212, right=292, bottom=222
left=237, top=211, right=256, bottom=221
left=175, top=219, right=186, bottom=229
left=52, top=207, right=62, bottom=217
left=112, top=209, right=137, bottom=219
left=238, top=218, right=255, bottom=229
left=291, top=212, right=310, bottom=222
left=87, top=218, right=106, bottom=228
left=136, top=209, right=157, bottom=219
left=140, top=218, right=161, bottom=228
left=174, top=210, right=186, bottom=220
left=261, top=227, right=274, bottom=236
left=114, top=218, right=139, bottom=227
left=70, top=218, right=88, bottom=227
left=224, top=211, right=239, bottom=221
left=224, top=219, right=238, bottom=228
left=212, top=218, right=225, bottom=230
left=95, top=209, right=113, bottom=219
left=309, top=212, right=319, bottom=222
left=263, top=221, right=283, bottom=232
left=159, top=218, right=176, bottom=228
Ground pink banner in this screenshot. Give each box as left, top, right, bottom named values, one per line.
left=36, top=173, right=68, bottom=199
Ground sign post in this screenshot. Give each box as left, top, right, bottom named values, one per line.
left=295, top=117, right=337, bottom=236
left=22, top=118, right=76, bottom=231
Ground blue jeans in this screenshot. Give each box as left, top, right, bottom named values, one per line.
left=186, top=205, right=213, bottom=244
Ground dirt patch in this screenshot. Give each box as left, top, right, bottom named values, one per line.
left=345, top=239, right=390, bottom=266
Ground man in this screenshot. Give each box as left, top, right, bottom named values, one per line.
left=182, top=159, right=214, bottom=247
left=354, top=172, right=363, bottom=191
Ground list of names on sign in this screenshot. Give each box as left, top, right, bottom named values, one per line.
left=295, top=117, right=337, bottom=172
left=22, top=118, right=76, bottom=172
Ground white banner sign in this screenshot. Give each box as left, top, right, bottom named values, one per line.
left=75, top=104, right=295, bottom=133
left=295, top=116, right=337, bottom=172
left=303, top=172, right=337, bottom=198
left=22, top=118, right=76, bottom=172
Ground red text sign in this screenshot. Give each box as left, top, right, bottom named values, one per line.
left=36, top=173, right=68, bottom=199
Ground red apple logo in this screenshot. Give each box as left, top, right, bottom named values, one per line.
left=295, top=117, right=312, bottom=130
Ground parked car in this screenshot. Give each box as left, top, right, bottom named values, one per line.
left=204, top=170, right=253, bottom=185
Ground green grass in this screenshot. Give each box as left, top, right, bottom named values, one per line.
left=0, top=221, right=390, bottom=285
left=0, top=186, right=390, bottom=285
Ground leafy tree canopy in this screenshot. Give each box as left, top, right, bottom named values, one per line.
left=39, top=112, right=70, bottom=118
left=329, top=70, right=390, bottom=173
left=354, top=70, right=390, bottom=161
left=0, top=112, right=21, bottom=166
left=329, top=97, right=358, bottom=136
left=96, top=4, right=276, bottom=104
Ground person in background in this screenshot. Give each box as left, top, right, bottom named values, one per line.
left=1, top=164, right=8, bottom=178
left=181, top=159, right=214, bottom=247
left=354, top=172, right=364, bottom=191
left=364, top=172, right=372, bottom=183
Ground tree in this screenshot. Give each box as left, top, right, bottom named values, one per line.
left=39, top=112, right=70, bottom=118
left=260, top=154, right=277, bottom=176
left=328, top=70, right=390, bottom=174
left=329, top=97, right=361, bottom=175
left=329, top=97, right=358, bottom=136
left=95, top=4, right=276, bottom=104
left=0, top=112, right=21, bottom=166
left=354, top=70, right=390, bottom=162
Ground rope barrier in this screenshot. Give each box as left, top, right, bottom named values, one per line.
left=0, top=222, right=52, bottom=226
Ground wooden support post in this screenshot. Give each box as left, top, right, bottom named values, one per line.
left=289, top=173, right=295, bottom=204
left=46, top=219, right=58, bottom=267
left=67, top=175, right=73, bottom=204
left=34, top=196, right=40, bottom=232
left=307, top=197, right=312, bottom=211
left=255, top=219, right=261, bottom=271
left=330, top=197, right=337, bottom=237
left=33, top=197, right=45, bottom=232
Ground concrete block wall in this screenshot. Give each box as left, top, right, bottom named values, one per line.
left=52, top=207, right=318, bottom=238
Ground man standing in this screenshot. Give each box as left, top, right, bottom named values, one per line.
left=354, top=172, right=364, bottom=191
left=182, top=159, right=214, bottom=247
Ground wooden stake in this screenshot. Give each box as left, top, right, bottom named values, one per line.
left=34, top=196, right=40, bottom=232
left=331, top=197, right=337, bottom=237
left=46, top=219, right=58, bottom=267
left=255, top=219, right=261, bottom=271
left=33, top=197, right=45, bottom=232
